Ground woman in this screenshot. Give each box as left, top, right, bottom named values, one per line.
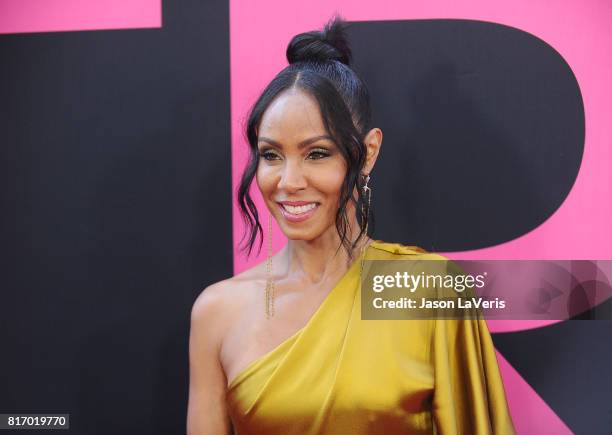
left=187, top=16, right=515, bottom=435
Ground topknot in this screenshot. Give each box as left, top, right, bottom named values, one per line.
left=286, top=15, right=352, bottom=66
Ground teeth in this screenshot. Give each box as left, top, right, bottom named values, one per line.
left=282, top=203, right=317, bottom=214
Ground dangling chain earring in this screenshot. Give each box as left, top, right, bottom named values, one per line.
left=359, top=173, right=372, bottom=277
left=361, top=173, right=371, bottom=235
left=265, top=213, right=275, bottom=319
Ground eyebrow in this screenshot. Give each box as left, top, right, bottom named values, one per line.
left=257, top=135, right=335, bottom=149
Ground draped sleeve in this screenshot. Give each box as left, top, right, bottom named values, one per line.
left=431, top=285, right=516, bottom=434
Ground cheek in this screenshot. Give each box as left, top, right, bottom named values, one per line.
left=312, top=161, right=347, bottom=197
left=256, top=164, right=277, bottom=196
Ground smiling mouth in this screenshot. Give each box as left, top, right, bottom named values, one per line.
left=278, top=202, right=319, bottom=216
left=278, top=202, right=319, bottom=214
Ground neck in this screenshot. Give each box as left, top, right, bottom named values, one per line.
left=280, top=213, right=372, bottom=285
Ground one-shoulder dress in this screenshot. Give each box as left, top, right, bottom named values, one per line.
left=226, top=240, right=516, bottom=434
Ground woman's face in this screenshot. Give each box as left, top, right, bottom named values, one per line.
left=256, top=89, right=348, bottom=242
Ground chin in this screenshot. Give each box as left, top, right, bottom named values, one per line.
left=271, top=206, right=335, bottom=241
left=279, top=227, right=318, bottom=241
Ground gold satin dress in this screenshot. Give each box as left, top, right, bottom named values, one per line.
left=226, top=240, right=516, bottom=434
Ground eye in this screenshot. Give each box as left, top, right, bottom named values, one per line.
left=307, top=149, right=331, bottom=160
left=260, top=150, right=280, bottom=161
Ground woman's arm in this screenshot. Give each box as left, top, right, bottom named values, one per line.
left=431, top=309, right=516, bottom=435
left=187, top=284, right=233, bottom=435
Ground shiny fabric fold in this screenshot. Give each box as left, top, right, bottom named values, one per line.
left=226, top=241, right=516, bottom=434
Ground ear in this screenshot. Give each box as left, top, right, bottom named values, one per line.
left=362, top=127, right=383, bottom=175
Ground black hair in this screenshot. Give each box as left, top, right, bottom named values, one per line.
left=237, top=15, right=375, bottom=261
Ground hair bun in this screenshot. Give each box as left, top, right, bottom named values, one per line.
left=286, top=16, right=352, bottom=66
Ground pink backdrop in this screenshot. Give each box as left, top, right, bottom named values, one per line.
left=0, top=0, right=161, bottom=34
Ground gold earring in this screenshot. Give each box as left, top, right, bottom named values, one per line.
left=265, top=213, right=275, bottom=319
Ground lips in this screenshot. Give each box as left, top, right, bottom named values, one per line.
left=278, top=200, right=318, bottom=206
left=277, top=201, right=320, bottom=223
left=280, top=202, right=317, bottom=213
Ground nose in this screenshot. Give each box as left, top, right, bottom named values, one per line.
left=277, top=159, right=307, bottom=192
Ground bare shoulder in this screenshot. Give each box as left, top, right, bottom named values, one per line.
left=191, top=264, right=267, bottom=338
left=192, top=278, right=245, bottom=327
left=191, top=279, right=231, bottom=323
